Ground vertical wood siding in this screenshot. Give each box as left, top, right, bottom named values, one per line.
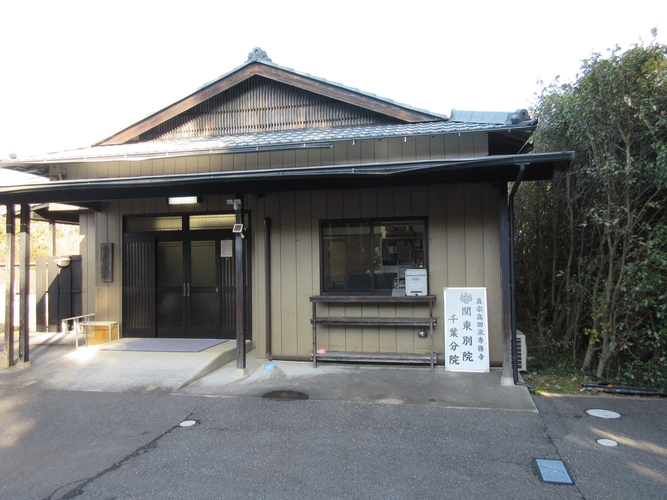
left=138, top=76, right=401, bottom=141
left=81, top=132, right=502, bottom=362
left=255, top=182, right=502, bottom=363
left=64, top=132, right=487, bottom=181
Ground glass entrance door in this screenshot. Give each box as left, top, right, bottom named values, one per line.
left=123, top=213, right=249, bottom=340
left=188, top=240, right=219, bottom=337
left=156, top=239, right=185, bottom=338
left=155, top=238, right=225, bottom=339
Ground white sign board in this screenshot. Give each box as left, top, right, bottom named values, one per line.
left=220, top=240, right=233, bottom=258
left=444, top=287, right=490, bottom=372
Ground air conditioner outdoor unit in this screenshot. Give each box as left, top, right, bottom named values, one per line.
left=516, top=330, right=527, bottom=372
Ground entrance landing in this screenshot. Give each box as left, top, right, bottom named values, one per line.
left=1, top=333, right=248, bottom=393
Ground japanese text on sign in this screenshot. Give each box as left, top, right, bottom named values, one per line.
left=444, top=287, right=490, bottom=372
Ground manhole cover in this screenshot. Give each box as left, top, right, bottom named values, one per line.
left=586, top=409, right=621, bottom=419
left=262, top=390, right=309, bottom=400
left=597, top=438, right=618, bottom=447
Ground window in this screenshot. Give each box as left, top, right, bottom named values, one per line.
left=124, top=214, right=248, bottom=233
left=125, top=216, right=183, bottom=232
left=321, top=219, right=427, bottom=294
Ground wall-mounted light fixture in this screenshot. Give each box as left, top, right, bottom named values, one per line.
left=226, top=198, right=242, bottom=211
left=55, top=257, right=71, bottom=268
left=233, top=223, right=245, bottom=238
left=168, top=196, right=202, bottom=205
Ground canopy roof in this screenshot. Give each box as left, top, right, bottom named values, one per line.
left=0, top=152, right=573, bottom=206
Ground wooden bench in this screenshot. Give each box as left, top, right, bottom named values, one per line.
left=61, top=314, right=121, bottom=348
left=61, top=313, right=96, bottom=348
left=310, top=295, right=437, bottom=369
left=78, top=321, right=120, bottom=347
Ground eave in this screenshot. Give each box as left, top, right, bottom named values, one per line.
left=0, top=152, right=574, bottom=206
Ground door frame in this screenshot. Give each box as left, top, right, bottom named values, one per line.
left=121, top=212, right=251, bottom=339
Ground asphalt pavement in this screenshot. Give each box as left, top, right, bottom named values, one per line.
left=1, top=333, right=665, bottom=499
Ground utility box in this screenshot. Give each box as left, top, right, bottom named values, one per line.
left=405, top=269, right=428, bottom=296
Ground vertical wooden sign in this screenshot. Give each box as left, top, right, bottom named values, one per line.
left=101, top=243, right=113, bottom=282
left=444, top=287, right=490, bottom=372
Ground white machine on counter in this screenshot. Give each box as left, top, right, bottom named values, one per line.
left=404, top=269, right=428, bottom=296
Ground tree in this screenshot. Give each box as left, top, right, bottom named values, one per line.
left=0, top=215, right=80, bottom=263
left=516, top=43, right=667, bottom=388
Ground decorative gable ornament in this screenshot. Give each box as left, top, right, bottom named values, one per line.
left=246, top=47, right=272, bottom=63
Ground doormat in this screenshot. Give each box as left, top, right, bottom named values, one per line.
left=100, top=338, right=228, bottom=353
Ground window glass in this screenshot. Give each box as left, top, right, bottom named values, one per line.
left=322, top=222, right=372, bottom=292
left=190, top=214, right=237, bottom=230
left=125, top=216, right=182, bottom=232
left=124, top=213, right=247, bottom=232
left=322, top=219, right=426, bottom=294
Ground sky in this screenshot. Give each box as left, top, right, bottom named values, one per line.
left=0, top=0, right=665, bottom=165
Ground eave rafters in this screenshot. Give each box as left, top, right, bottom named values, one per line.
left=96, top=63, right=442, bottom=147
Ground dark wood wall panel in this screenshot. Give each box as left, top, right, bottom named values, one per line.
left=139, top=76, right=401, bottom=141
left=122, top=239, right=155, bottom=336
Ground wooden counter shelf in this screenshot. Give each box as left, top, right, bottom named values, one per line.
left=310, top=294, right=437, bottom=370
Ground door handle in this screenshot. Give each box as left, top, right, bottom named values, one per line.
left=183, top=284, right=186, bottom=297
left=187, top=283, right=190, bottom=297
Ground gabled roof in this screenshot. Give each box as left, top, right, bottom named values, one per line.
left=0, top=47, right=544, bottom=178
left=95, top=48, right=448, bottom=147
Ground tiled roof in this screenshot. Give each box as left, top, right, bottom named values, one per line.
left=11, top=120, right=534, bottom=164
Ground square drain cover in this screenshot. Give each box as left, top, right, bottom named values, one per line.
left=535, top=459, right=574, bottom=485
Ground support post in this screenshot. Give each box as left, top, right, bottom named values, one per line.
left=4, top=205, right=16, bottom=368
left=235, top=196, right=246, bottom=376
left=49, top=221, right=56, bottom=256
left=48, top=256, right=60, bottom=332
left=18, top=204, right=30, bottom=366
left=36, top=257, right=47, bottom=332
left=48, top=220, right=58, bottom=332
left=508, top=165, right=533, bottom=392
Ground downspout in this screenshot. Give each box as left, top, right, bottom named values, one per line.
left=264, top=217, right=272, bottom=361
left=508, top=164, right=534, bottom=392
left=234, top=194, right=246, bottom=376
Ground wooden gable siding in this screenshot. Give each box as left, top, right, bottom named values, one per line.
left=97, top=63, right=442, bottom=146
left=138, top=76, right=401, bottom=141
left=252, top=183, right=503, bottom=364
left=65, top=132, right=489, bottom=180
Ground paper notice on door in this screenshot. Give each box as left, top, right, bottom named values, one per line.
left=221, top=240, right=233, bottom=258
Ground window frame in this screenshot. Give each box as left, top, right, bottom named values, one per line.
left=319, top=217, right=428, bottom=296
